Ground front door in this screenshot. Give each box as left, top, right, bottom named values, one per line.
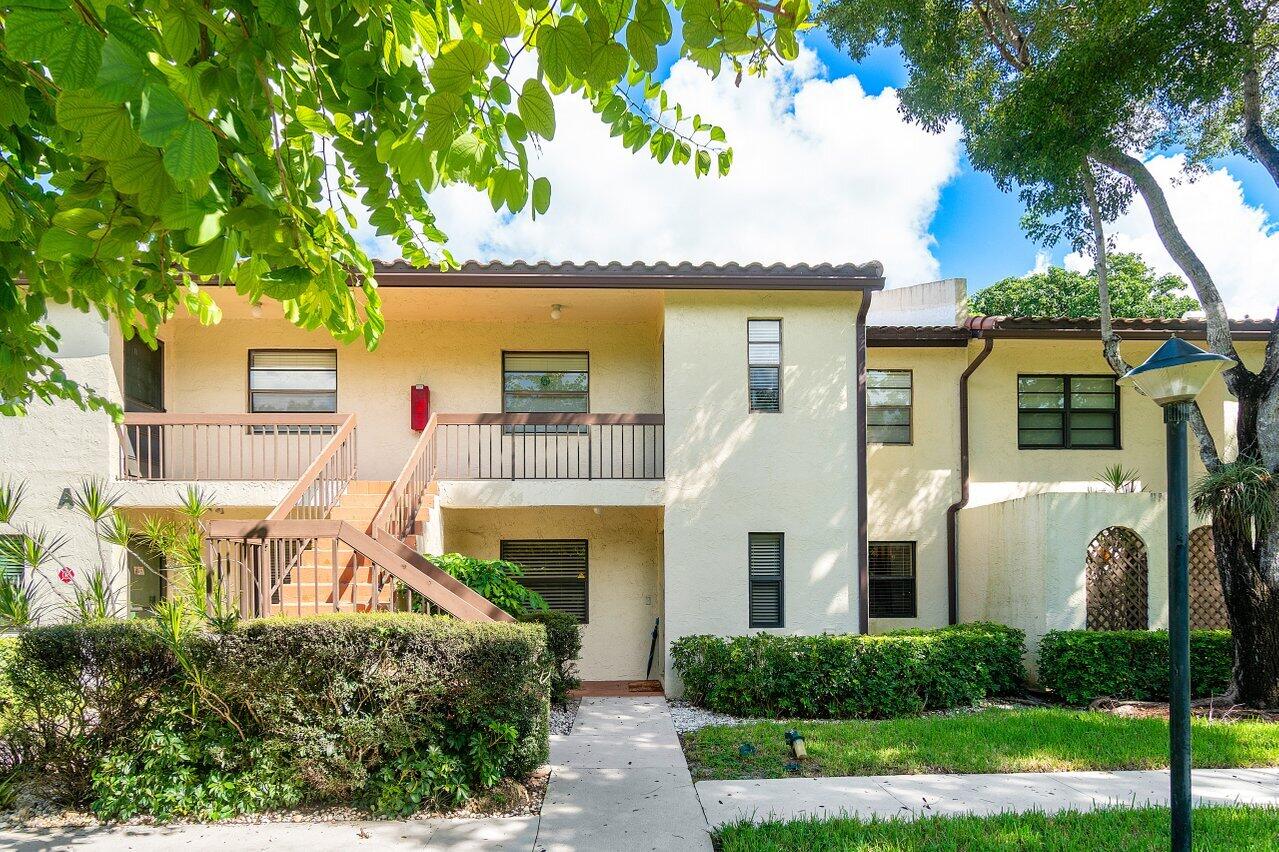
left=123, top=337, right=164, bottom=477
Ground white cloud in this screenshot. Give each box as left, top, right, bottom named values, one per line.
left=361, top=45, right=962, bottom=288
left=1065, top=154, right=1279, bottom=319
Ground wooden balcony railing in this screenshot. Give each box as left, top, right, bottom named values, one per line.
left=433, top=413, right=664, bottom=480
left=119, top=413, right=351, bottom=481
left=371, top=413, right=438, bottom=540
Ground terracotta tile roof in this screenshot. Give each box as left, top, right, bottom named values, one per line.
left=370, top=259, right=885, bottom=289
left=869, top=316, right=1274, bottom=345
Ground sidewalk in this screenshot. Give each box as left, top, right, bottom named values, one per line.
left=534, top=696, right=711, bottom=851
left=696, top=767, right=1279, bottom=827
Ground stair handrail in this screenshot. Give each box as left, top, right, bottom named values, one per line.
left=370, top=413, right=438, bottom=538
left=266, top=414, right=359, bottom=520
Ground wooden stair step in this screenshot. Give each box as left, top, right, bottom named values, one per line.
left=345, top=480, right=394, bottom=494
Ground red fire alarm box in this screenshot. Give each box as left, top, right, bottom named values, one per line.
left=411, top=385, right=430, bottom=431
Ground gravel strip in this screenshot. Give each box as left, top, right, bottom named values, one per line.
left=550, top=698, right=579, bottom=735
left=669, top=700, right=756, bottom=734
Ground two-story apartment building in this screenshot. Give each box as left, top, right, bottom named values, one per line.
left=1, top=262, right=1270, bottom=684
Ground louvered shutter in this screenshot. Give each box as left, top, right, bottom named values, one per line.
left=748, top=532, right=784, bottom=627
left=747, top=320, right=781, bottom=412
left=868, top=542, right=916, bottom=618
left=249, top=350, right=338, bottom=414
left=500, top=539, right=589, bottom=622
left=0, top=536, right=23, bottom=584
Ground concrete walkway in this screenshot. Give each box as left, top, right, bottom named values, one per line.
left=535, top=696, right=711, bottom=851
left=697, top=767, right=1279, bottom=827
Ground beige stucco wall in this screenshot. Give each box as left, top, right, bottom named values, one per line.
left=662, top=290, right=863, bottom=687
left=0, top=306, right=127, bottom=619
left=959, top=491, right=1213, bottom=672
left=441, top=506, right=663, bottom=681
left=866, top=346, right=964, bottom=630
left=157, top=292, right=663, bottom=483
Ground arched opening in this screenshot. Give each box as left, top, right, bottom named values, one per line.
left=1189, top=526, right=1230, bottom=630
left=1086, top=526, right=1148, bottom=631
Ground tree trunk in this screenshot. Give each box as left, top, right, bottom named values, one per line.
left=1215, top=515, right=1279, bottom=707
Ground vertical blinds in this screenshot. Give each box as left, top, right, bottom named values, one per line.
left=747, top=320, right=782, bottom=412
left=868, top=542, right=916, bottom=618
left=748, top=532, right=784, bottom=627
left=0, top=535, right=24, bottom=584
left=249, top=349, right=338, bottom=414
left=500, top=539, right=589, bottom=622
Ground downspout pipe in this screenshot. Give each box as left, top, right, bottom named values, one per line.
left=856, top=290, right=873, bottom=634
left=944, top=336, right=994, bottom=625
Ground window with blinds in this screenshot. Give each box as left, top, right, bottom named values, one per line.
left=1017, top=375, right=1119, bottom=449
left=748, top=532, right=784, bottom=628
left=0, top=535, right=24, bottom=585
left=248, top=350, right=338, bottom=413
left=867, top=370, right=912, bottom=444
left=503, top=352, right=589, bottom=413
left=500, top=539, right=589, bottom=622
left=747, top=319, right=781, bottom=412
left=868, top=542, right=916, bottom=618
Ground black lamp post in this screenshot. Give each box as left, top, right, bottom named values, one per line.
left=1117, top=337, right=1235, bottom=852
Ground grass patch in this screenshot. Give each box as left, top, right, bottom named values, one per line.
left=715, top=805, right=1279, bottom=851
left=685, top=709, right=1279, bottom=781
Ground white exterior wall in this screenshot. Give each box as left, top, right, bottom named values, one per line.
left=0, top=306, right=126, bottom=619
left=662, top=290, right=863, bottom=688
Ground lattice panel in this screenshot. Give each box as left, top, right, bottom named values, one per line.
left=1189, top=526, right=1230, bottom=630
left=1086, top=526, right=1149, bottom=631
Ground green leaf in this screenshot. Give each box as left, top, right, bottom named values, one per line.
left=625, top=21, right=658, bottom=73
left=56, top=92, right=142, bottom=160
left=258, top=0, right=302, bottom=28
left=37, top=227, right=94, bottom=261
left=428, top=39, right=492, bottom=93
left=103, top=5, right=159, bottom=57
left=4, top=8, right=68, bottom=63
left=162, top=122, right=218, bottom=181
left=107, top=148, right=174, bottom=215
left=532, top=176, right=551, bottom=216
left=717, top=148, right=732, bottom=176
left=0, top=89, right=31, bottom=128
left=45, top=23, right=105, bottom=89
left=518, top=79, right=555, bottom=140
left=96, top=37, right=148, bottom=102
left=159, top=192, right=216, bottom=229
left=160, top=8, right=201, bottom=63
left=539, top=17, right=591, bottom=86
left=411, top=10, right=441, bottom=54
left=140, top=85, right=191, bottom=146
left=464, top=0, right=521, bottom=42
left=586, top=42, right=628, bottom=89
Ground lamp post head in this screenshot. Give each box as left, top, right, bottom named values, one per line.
left=1117, top=337, right=1235, bottom=406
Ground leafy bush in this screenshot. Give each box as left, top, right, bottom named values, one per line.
left=670, top=623, right=1025, bottom=719
left=517, top=610, right=582, bottom=704
left=429, top=553, right=546, bottom=614
left=1037, top=629, right=1233, bottom=705
left=5, top=614, right=549, bottom=819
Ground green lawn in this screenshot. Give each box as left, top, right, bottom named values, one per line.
left=684, top=708, right=1279, bottom=781
left=715, top=806, right=1279, bottom=851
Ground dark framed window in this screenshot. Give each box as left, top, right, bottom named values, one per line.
left=867, top=369, right=912, bottom=444
left=868, top=541, right=916, bottom=618
left=747, top=319, right=781, bottom=412
left=1017, top=374, right=1119, bottom=449
left=500, top=539, right=589, bottom=623
left=748, top=532, right=784, bottom=627
left=248, top=350, right=337, bottom=414
left=0, top=535, right=23, bottom=585
left=502, top=352, right=589, bottom=413
left=124, top=336, right=164, bottom=412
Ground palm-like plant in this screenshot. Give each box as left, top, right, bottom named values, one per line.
left=1095, top=464, right=1141, bottom=494
left=1193, top=460, right=1277, bottom=539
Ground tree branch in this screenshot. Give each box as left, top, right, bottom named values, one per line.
left=1242, top=64, right=1279, bottom=187
left=1081, top=162, right=1128, bottom=376
left=972, top=0, right=1028, bottom=71
left=1092, top=146, right=1247, bottom=379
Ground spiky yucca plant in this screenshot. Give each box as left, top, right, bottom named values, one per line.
left=1194, top=460, right=1277, bottom=539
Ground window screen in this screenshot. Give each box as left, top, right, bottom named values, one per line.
left=748, top=532, right=784, bottom=627
left=867, top=370, right=912, bottom=444
left=747, top=320, right=781, bottom=412
left=1017, top=375, right=1119, bottom=449
left=0, top=535, right=24, bottom=585
left=500, top=539, right=589, bottom=622
left=249, top=350, right=337, bottom=413
left=123, top=337, right=164, bottom=412
left=502, top=352, right=589, bottom=413
left=868, top=542, right=916, bottom=618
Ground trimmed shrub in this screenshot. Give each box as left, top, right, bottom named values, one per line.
left=670, top=623, right=1025, bottom=719
left=5, top=614, right=549, bottom=819
left=516, top=610, right=581, bottom=705
left=1037, top=629, right=1233, bottom=705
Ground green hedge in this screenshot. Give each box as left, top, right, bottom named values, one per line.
left=1037, top=629, right=1233, bottom=705
left=4, top=614, right=549, bottom=820
left=516, top=610, right=581, bottom=705
left=670, top=623, right=1025, bottom=719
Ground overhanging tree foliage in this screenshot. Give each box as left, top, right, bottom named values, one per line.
left=970, top=253, right=1199, bottom=319
left=822, top=0, right=1279, bottom=706
left=0, top=0, right=808, bottom=414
